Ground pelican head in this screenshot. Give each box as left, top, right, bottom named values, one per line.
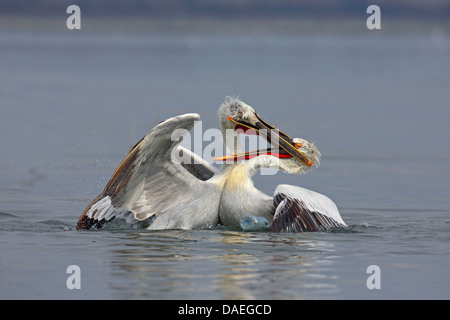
left=218, top=96, right=257, bottom=133
left=216, top=97, right=315, bottom=169
left=274, top=138, right=321, bottom=174
left=216, top=137, right=320, bottom=177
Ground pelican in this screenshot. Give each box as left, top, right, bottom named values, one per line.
left=76, top=97, right=346, bottom=232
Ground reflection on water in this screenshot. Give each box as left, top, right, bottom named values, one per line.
left=106, top=229, right=340, bottom=299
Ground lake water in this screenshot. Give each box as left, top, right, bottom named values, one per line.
left=0, top=21, right=449, bottom=300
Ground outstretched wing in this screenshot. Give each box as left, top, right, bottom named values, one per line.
left=76, top=113, right=220, bottom=230
left=270, top=184, right=346, bottom=233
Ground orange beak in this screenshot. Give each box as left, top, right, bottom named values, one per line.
left=214, top=113, right=312, bottom=166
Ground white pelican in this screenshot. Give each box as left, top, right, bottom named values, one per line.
left=76, top=97, right=346, bottom=232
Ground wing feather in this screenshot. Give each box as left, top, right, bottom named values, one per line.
left=270, top=184, right=346, bottom=233
left=76, top=113, right=220, bottom=230
left=176, top=146, right=218, bottom=181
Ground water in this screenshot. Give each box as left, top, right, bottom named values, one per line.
left=1, top=21, right=450, bottom=300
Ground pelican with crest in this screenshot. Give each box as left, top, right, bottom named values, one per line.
left=76, top=97, right=346, bottom=232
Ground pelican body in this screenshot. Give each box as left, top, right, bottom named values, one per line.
left=77, top=97, right=346, bottom=232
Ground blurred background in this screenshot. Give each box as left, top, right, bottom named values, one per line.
left=1, top=0, right=449, bottom=18
left=1, top=1, right=449, bottom=32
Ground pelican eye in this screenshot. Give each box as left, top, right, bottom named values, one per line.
left=295, top=142, right=302, bottom=149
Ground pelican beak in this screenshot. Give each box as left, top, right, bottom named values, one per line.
left=214, top=113, right=312, bottom=166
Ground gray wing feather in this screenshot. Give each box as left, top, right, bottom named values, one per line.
left=270, top=184, right=346, bottom=233
left=176, top=146, right=218, bottom=181
left=77, top=113, right=220, bottom=230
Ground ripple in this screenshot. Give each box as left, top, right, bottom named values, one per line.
left=0, top=211, right=20, bottom=219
